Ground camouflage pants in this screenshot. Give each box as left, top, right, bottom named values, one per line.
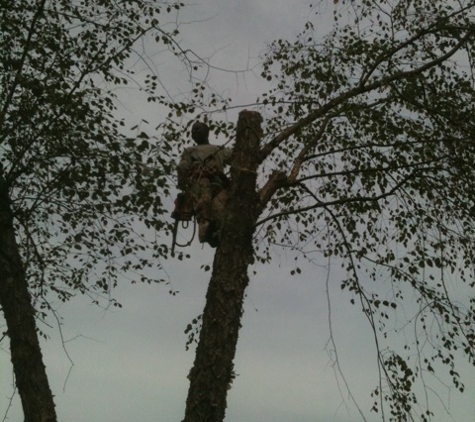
left=187, top=178, right=227, bottom=244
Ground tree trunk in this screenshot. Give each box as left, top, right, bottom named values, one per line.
left=183, top=111, right=263, bottom=422
left=0, top=176, right=57, bottom=422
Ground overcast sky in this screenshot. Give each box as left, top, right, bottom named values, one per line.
left=1, top=1, right=474, bottom=422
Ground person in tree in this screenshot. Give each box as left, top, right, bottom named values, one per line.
left=177, top=121, right=232, bottom=247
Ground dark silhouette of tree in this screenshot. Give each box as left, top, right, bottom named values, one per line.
left=0, top=1, right=191, bottom=420
left=179, top=1, right=475, bottom=421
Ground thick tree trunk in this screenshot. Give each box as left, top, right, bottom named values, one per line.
left=183, top=111, right=263, bottom=422
left=0, top=176, right=57, bottom=422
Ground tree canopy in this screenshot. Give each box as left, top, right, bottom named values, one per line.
left=0, top=0, right=188, bottom=313
left=0, top=1, right=190, bottom=420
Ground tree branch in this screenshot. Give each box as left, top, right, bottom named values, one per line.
left=257, top=28, right=473, bottom=164
left=0, top=0, right=47, bottom=128
left=288, top=115, right=331, bottom=183
left=255, top=172, right=419, bottom=227
left=293, top=158, right=446, bottom=185
left=359, top=3, right=474, bottom=87
left=258, top=170, right=288, bottom=212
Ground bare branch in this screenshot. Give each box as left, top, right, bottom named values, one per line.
left=288, top=115, right=331, bottom=183
left=258, top=170, right=288, bottom=212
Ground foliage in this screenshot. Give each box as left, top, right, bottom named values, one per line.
left=247, top=1, right=475, bottom=420
left=0, top=0, right=188, bottom=319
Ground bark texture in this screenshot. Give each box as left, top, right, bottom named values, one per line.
left=0, top=176, right=57, bottom=422
left=183, top=111, right=263, bottom=422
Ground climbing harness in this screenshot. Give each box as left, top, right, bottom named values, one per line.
left=187, top=164, right=230, bottom=194
left=187, top=164, right=218, bottom=185
left=171, top=158, right=230, bottom=253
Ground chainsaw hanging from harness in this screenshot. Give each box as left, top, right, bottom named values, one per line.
left=170, top=192, right=195, bottom=256
left=171, top=192, right=193, bottom=223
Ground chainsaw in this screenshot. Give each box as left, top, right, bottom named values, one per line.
left=171, top=193, right=194, bottom=256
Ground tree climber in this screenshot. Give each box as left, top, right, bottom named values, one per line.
left=175, top=121, right=232, bottom=247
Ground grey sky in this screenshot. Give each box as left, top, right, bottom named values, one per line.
left=1, top=1, right=475, bottom=422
